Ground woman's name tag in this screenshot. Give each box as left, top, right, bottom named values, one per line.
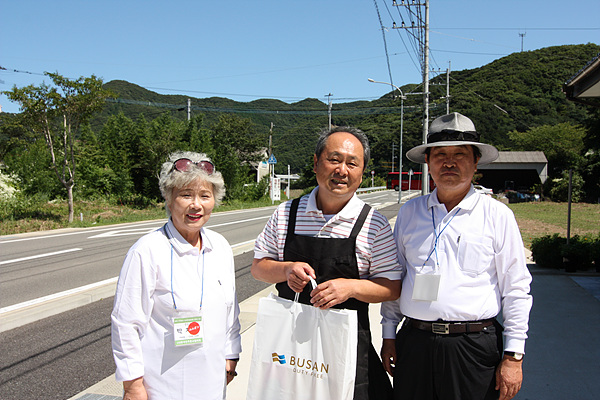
left=412, top=274, right=441, bottom=301
left=173, top=315, right=205, bottom=347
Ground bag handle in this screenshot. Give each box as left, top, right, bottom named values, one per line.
left=293, top=276, right=317, bottom=303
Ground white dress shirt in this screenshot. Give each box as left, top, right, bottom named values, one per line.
left=111, top=219, right=241, bottom=400
left=381, top=186, right=532, bottom=353
left=254, top=187, right=401, bottom=281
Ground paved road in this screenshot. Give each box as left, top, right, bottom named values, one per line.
left=0, top=192, right=405, bottom=400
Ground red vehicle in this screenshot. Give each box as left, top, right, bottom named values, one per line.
left=386, top=171, right=435, bottom=191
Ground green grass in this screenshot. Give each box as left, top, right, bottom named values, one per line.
left=507, top=201, right=600, bottom=248
left=2, top=196, right=599, bottom=247
left=0, top=196, right=283, bottom=236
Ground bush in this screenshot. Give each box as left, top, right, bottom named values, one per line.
left=561, top=235, right=594, bottom=271
left=531, top=233, right=566, bottom=269
left=531, top=233, right=598, bottom=271
left=548, top=171, right=584, bottom=202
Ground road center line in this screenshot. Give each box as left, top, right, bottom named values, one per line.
left=0, top=248, right=83, bottom=265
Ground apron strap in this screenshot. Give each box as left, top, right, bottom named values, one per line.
left=286, top=197, right=301, bottom=237
left=349, top=204, right=372, bottom=239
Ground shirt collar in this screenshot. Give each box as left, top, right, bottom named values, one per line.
left=165, top=218, right=213, bottom=255
left=427, top=184, right=479, bottom=212
left=306, top=186, right=364, bottom=219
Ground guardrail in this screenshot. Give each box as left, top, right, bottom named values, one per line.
left=357, top=186, right=387, bottom=193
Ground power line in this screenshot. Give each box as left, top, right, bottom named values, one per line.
left=106, top=97, right=421, bottom=116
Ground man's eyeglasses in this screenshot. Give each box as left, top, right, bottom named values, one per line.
left=170, top=158, right=215, bottom=175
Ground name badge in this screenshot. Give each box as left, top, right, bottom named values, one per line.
left=412, top=273, right=441, bottom=302
left=173, top=313, right=204, bottom=347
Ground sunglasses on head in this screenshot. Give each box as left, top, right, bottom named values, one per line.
left=170, top=158, right=215, bottom=175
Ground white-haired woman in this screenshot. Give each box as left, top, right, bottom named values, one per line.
left=111, top=151, right=241, bottom=400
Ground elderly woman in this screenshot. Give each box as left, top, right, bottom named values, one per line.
left=111, top=151, right=241, bottom=400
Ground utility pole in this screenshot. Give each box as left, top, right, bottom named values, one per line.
left=446, top=62, right=451, bottom=114
left=393, top=0, right=430, bottom=195
left=421, top=0, right=430, bottom=195
left=187, top=98, right=191, bottom=121
left=268, top=122, right=273, bottom=178
left=391, top=143, right=397, bottom=173
left=519, top=32, right=526, bottom=52
left=326, top=93, right=333, bottom=130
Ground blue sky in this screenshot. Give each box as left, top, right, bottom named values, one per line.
left=1, top=0, right=599, bottom=114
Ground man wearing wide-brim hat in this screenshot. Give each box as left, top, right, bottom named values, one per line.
left=380, top=112, right=533, bottom=400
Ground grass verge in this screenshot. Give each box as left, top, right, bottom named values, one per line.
left=0, top=197, right=281, bottom=236
left=508, top=201, right=600, bottom=248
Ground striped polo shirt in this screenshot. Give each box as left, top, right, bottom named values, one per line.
left=254, top=187, right=401, bottom=281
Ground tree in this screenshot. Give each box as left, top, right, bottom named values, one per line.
left=3, top=72, right=114, bottom=222
left=209, top=114, right=266, bottom=198
left=507, top=122, right=586, bottom=177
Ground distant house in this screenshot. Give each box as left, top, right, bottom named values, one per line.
left=563, top=52, right=600, bottom=108
left=477, top=151, right=548, bottom=193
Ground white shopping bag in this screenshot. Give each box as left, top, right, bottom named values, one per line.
left=246, top=280, right=358, bottom=400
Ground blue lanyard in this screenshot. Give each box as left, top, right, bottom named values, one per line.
left=422, top=207, right=461, bottom=270
left=165, top=224, right=205, bottom=311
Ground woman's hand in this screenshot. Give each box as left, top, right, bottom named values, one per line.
left=122, top=377, right=147, bottom=400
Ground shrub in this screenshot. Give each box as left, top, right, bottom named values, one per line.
left=532, top=233, right=598, bottom=271
left=561, top=235, right=594, bottom=271
left=531, top=233, right=566, bottom=269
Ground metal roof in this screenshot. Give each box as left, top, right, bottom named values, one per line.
left=492, top=151, right=547, bottom=164
left=563, top=52, right=600, bottom=107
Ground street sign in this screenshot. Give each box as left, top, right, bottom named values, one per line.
left=268, top=154, right=277, bottom=164
left=271, top=177, right=281, bottom=201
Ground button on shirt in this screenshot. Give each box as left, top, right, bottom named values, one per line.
left=254, top=187, right=401, bottom=281
left=111, top=220, right=242, bottom=400
left=381, top=186, right=532, bottom=353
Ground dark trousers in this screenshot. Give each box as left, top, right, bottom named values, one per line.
left=393, top=320, right=503, bottom=400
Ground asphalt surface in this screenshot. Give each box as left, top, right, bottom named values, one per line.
left=0, top=250, right=270, bottom=400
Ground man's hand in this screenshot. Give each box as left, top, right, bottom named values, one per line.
left=122, top=377, right=147, bottom=400
left=380, top=338, right=396, bottom=376
left=225, top=359, right=238, bottom=385
left=251, top=258, right=315, bottom=292
left=495, top=356, right=523, bottom=400
left=310, top=278, right=354, bottom=309
left=284, top=262, right=316, bottom=293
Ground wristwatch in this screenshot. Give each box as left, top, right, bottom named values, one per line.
left=504, top=351, right=524, bottom=361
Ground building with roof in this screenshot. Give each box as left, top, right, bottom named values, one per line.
left=563, top=53, right=600, bottom=108
left=478, top=151, right=548, bottom=193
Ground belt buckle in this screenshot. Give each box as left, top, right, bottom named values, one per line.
left=431, top=322, right=450, bottom=334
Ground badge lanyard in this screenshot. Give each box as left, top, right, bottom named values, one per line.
left=421, top=207, right=461, bottom=272
left=165, top=224, right=206, bottom=346
left=412, top=207, right=461, bottom=302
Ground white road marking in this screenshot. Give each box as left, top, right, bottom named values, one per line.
left=0, top=248, right=83, bottom=265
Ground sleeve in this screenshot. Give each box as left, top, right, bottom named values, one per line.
left=224, top=245, right=242, bottom=359
left=494, top=206, right=533, bottom=354
left=110, top=245, right=157, bottom=382
left=253, top=204, right=283, bottom=260
left=380, top=215, right=407, bottom=339
left=367, top=212, right=402, bottom=281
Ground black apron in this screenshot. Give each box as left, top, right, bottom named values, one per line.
left=276, top=198, right=393, bottom=400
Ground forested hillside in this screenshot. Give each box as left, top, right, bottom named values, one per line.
left=97, top=43, right=599, bottom=176
left=2, top=43, right=599, bottom=205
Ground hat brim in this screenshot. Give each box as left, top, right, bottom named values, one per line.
left=406, top=141, right=499, bottom=165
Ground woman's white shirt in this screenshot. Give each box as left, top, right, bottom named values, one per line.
left=111, top=219, right=241, bottom=400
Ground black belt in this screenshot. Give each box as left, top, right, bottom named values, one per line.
left=409, top=318, right=494, bottom=335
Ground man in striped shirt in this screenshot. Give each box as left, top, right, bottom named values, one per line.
left=252, top=126, right=401, bottom=400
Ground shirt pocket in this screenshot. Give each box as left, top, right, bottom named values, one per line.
left=457, top=233, right=494, bottom=276
left=216, top=275, right=235, bottom=307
